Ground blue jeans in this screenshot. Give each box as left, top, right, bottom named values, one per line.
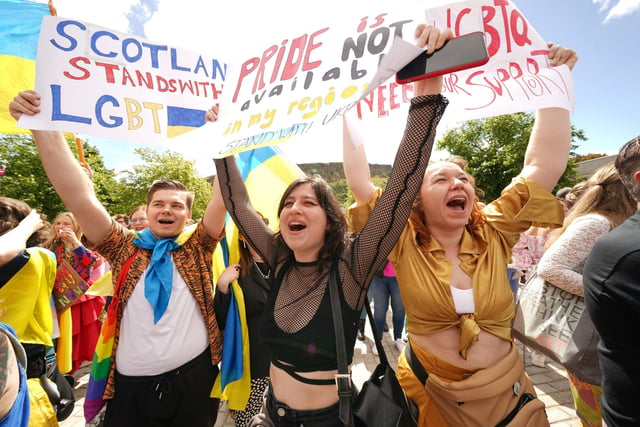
left=507, top=268, right=520, bottom=303
left=370, top=275, right=405, bottom=340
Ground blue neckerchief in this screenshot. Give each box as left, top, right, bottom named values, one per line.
left=133, top=229, right=179, bottom=323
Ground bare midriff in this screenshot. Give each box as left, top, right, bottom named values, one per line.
left=269, top=361, right=351, bottom=409
left=411, top=327, right=511, bottom=369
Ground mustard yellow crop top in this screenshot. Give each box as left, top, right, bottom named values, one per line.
left=348, top=176, right=563, bottom=359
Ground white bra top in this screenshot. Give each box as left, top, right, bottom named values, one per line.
left=450, top=285, right=475, bottom=314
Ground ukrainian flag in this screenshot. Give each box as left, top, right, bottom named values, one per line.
left=0, top=0, right=51, bottom=134
left=211, top=145, right=304, bottom=410
left=166, top=105, right=206, bottom=138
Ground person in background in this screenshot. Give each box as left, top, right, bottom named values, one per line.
left=10, top=91, right=228, bottom=427
left=214, top=215, right=272, bottom=427
left=45, top=212, right=107, bottom=373
left=508, top=224, right=555, bottom=368
left=128, top=205, right=148, bottom=232
left=584, top=136, right=640, bottom=427
left=214, top=24, right=450, bottom=426
left=538, top=163, right=636, bottom=427
left=369, top=260, right=405, bottom=354
left=0, top=198, right=58, bottom=426
left=565, top=181, right=589, bottom=213
left=112, top=214, right=130, bottom=229
left=344, top=42, right=578, bottom=426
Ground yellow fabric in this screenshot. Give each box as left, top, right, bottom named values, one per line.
left=56, top=309, right=72, bottom=374
left=0, top=55, right=35, bottom=134
left=209, top=279, right=252, bottom=410
left=85, top=270, right=114, bottom=297
left=348, top=177, right=563, bottom=358
left=397, top=341, right=478, bottom=427
left=398, top=341, right=541, bottom=427
left=0, top=248, right=56, bottom=346
left=26, top=378, right=59, bottom=427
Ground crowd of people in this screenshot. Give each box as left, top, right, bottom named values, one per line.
left=1, top=18, right=639, bottom=427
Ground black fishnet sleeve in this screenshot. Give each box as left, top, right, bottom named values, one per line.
left=214, top=156, right=279, bottom=267
left=340, top=95, right=448, bottom=309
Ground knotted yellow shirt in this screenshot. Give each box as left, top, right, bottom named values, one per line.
left=348, top=176, right=563, bottom=359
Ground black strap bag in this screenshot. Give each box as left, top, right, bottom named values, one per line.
left=24, top=343, right=76, bottom=422
left=328, top=260, right=418, bottom=427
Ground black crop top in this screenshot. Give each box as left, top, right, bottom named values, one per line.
left=260, top=259, right=360, bottom=374
left=214, top=95, right=447, bottom=380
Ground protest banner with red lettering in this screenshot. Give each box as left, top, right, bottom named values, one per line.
left=19, top=0, right=574, bottom=158
left=192, top=0, right=573, bottom=158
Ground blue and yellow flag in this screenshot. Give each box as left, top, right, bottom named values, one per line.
left=166, top=105, right=206, bottom=138
left=0, top=0, right=53, bottom=134
left=211, top=145, right=304, bottom=410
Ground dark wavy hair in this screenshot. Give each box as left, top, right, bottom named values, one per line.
left=274, top=175, right=348, bottom=266
left=0, top=197, right=49, bottom=247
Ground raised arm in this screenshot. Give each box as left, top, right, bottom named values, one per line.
left=344, top=25, right=450, bottom=297
left=343, top=28, right=447, bottom=206
left=342, top=119, right=376, bottom=205
left=9, top=91, right=112, bottom=244
left=0, top=210, right=44, bottom=266
left=201, top=175, right=226, bottom=239
left=213, top=156, right=276, bottom=266
left=520, top=44, right=578, bottom=191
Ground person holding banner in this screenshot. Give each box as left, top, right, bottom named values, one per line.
left=213, top=23, right=449, bottom=427
left=344, top=42, right=578, bottom=426
left=9, top=94, right=228, bottom=427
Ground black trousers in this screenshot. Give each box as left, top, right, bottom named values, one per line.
left=104, top=349, right=220, bottom=427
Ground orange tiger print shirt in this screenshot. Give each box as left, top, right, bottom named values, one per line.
left=92, top=220, right=223, bottom=400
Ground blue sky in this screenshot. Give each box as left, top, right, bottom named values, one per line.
left=52, top=0, right=639, bottom=172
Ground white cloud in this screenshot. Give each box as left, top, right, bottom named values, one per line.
left=592, top=0, right=640, bottom=22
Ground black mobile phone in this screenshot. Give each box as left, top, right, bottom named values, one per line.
left=396, top=31, right=489, bottom=84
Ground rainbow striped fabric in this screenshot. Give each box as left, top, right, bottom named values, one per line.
left=0, top=0, right=50, bottom=134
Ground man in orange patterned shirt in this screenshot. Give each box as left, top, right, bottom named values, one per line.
left=10, top=90, right=227, bottom=427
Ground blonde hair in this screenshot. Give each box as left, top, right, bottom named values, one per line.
left=546, top=163, right=635, bottom=248
left=45, top=212, right=83, bottom=254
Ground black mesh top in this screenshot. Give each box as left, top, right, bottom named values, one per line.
left=214, top=94, right=447, bottom=373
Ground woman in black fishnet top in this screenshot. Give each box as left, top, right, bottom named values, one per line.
left=212, top=24, right=451, bottom=427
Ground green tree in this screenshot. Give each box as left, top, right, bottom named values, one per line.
left=114, top=147, right=212, bottom=219
left=0, top=134, right=119, bottom=219
left=437, top=113, right=584, bottom=201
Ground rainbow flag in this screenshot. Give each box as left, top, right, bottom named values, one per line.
left=211, top=145, right=303, bottom=410
left=0, top=0, right=51, bottom=134
left=83, top=298, right=116, bottom=421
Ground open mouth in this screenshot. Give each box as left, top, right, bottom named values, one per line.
left=446, top=196, right=467, bottom=212
left=158, top=219, right=174, bottom=225
left=289, top=222, right=306, bottom=232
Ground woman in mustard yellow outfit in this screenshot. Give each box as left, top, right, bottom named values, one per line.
left=343, top=40, right=579, bottom=426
